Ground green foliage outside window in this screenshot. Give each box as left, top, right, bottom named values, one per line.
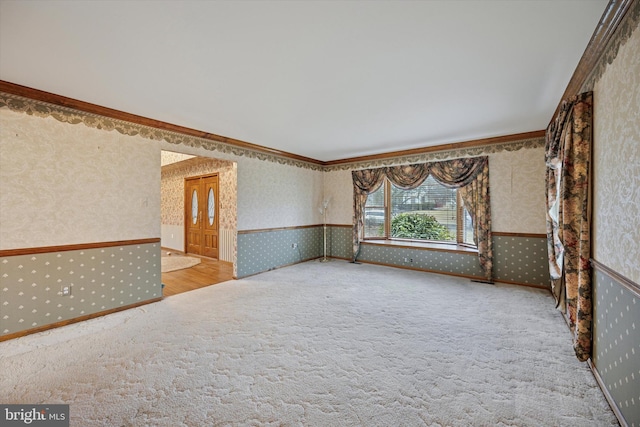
left=391, top=212, right=453, bottom=241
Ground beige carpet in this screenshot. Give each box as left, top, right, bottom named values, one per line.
left=0, top=261, right=618, bottom=426
left=161, top=255, right=201, bottom=273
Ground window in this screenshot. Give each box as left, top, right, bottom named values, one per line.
left=364, top=175, right=475, bottom=246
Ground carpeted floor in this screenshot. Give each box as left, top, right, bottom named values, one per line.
left=0, top=261, right=618, bottom=426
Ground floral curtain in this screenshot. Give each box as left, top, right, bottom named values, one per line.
left=352, top=168, right=386, bottom=260
left=351, top=156, right=492, bottom=281
left=545, top=91, right=593, bottom=362
left=385, top=163, right=430, bottom=189
left=431, top=158, right=492, bottom=280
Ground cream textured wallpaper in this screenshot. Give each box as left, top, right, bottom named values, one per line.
left=0, top=109, right=160, bottom=249
left=321, top=145, right=546, bottom=234
left=157, top=142, right=325, bottom=231
left=489, top=147, right=546, bottom=234
left=323, top=169, right=353, bottom=225
left=236, top=156, right=325, bottom=230
left=592, top=23, right=640, bottom=284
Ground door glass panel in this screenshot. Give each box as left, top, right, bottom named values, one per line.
left=191, top=189, right=198, bottom=225
left=208, top=188, right=215, bottom=225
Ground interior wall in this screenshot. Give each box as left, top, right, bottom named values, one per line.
left=323, top=169, right=353, bottom=225
left=161, top=151, right=195, bottom=166
left=160, top=155, right=237, bottom=263
left=592, top=20, right=640, bottom=285
left=590, top=14, right=640, bottom=426
left=323, top=145, right=546, bottom=234
left=0, top=106, right=162, bottom=338
left=321, top=142, right=549, bottom=285
left=157, top=142, right=325, bottom=277
left=489, top=147, right=546, bottom=234
left=157, top=143, right=325, bottom=231
left=236, top=156, right=325, bottom=230
left=0, top=108, right=160, bottom=248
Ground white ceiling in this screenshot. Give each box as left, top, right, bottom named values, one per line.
left=0, top=0, right=607, bottom=162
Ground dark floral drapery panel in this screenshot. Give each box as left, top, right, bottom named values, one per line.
left=431, top=158, right=493, bottom=280
left=545, top=91, right=593, bottom=362
left=351, top=157, right=492, bottom=280
left=352, top=168, right=386, bottom=260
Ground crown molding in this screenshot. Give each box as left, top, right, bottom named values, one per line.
left=324, top=130, right=546, bottom=167
left=0, top=82, right=547, bottom=171
left=0, top=80, right=324, bottom=167
left=2, top=2, right=634, bottom=169
left=551, top=0, right=638, bottom=124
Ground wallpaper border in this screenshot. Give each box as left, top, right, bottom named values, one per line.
left=1, top=3, right=635, bottom=173
left=582, top=0, right=640, bottom=92
left=0, top=91, right=545, bottom=172
left=323, top=136, right=545, bottom=171
left=0, top=92, right=324, bottom=171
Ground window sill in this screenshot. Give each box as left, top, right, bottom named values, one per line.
left=361, top=239, right=478, bottom=255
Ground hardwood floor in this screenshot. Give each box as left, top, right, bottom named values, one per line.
left=161, top=252, right=234, bottom=297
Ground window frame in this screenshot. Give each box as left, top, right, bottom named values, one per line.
left=363, top=178, right=476, bottom=248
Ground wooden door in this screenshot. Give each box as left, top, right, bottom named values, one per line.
left=185, top=174, right=219, bottom=259
left=202, top=175, right=219, bottom=259
left=185, top=178, right=202, bottom=255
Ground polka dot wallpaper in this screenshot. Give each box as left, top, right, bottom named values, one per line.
left=357, top=234, right=547, bottom=286
left=358, top=243, right=484, bottom=278
left=235, top=224, right=351, bottom=277
left=592, top=268, right=640, bottom=426
left=493, top=235, right=549, bottom=286
left=242, top=226, right=549, bottom=288
left=1, top=243, right=162, bottom=337
left=237, top=227, right=323, bottom=278
left=327, top=226, right=353, bottom=260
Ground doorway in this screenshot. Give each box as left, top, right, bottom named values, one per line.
left=185, top=174, right=219, bottom=259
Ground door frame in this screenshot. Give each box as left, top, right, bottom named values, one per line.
left=184, top=173, right=219, bottom=258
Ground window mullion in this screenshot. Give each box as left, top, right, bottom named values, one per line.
left=384, top=179, right=391, bottom=239
left=456, top=191, right=463, bottom=244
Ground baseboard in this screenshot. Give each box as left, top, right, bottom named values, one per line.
left=217, top=259, right=234, bottom=268
left=492, top=278, right=551, bottom=291
left=352, top=258, right=549, bottom=290
left=0, top=298, right=162, bottom=342
left=588, top=359, right=629, bottom=427
left=161, top=247, right=234, bottom=268
left=354, top=259, right=488, bottom=282
left=328, top=255, right=351, bottom=261
left=236, top=256, right=323, bottom=279
left=161, top=246, right=185, bottom=255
